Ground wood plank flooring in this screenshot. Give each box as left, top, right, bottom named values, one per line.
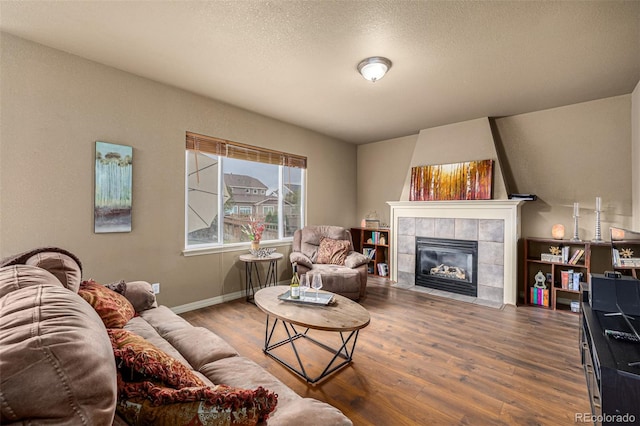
left=180, top=277, right=590, bottom=425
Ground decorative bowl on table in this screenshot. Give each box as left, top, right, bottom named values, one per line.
left=250, top=247, right=276, bottom=258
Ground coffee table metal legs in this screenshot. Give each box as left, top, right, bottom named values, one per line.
left=262, top=315, right=360, bottom=384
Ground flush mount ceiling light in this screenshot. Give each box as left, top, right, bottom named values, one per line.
left=357, top=56, right=392, bottom=82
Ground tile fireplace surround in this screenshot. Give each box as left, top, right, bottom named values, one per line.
left=388, top=200, right=524, bottom=306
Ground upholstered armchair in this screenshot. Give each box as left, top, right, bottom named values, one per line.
left=290, top=225, right=369, bottom=300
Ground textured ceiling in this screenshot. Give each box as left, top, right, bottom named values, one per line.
left=1, top=1, right=639, bottom=144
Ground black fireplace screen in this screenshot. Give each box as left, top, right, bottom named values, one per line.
left=415, top=237, right=478, bottom=297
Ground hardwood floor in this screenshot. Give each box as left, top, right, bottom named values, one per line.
left=180, top=277, right=590, bottom=425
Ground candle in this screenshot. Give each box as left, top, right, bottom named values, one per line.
left=574, top=202, right=579, bottom=217
left=596, top=197, right=601, bottom=211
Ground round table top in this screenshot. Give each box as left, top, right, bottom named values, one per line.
left=254, top=285, right=370, bottom=332
left=239, top=252, right=284, bottom=262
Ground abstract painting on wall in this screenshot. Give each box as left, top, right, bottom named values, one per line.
left=94, top=141, right=132, bottom=233
left=409, top=159, right=493, bottom=201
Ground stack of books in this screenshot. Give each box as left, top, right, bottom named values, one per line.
left=377, top=263, right=389, bottom=277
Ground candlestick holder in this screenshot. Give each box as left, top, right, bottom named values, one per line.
left=571, top=214, right=581, bottom=242
left=593, top=208, right=604, bottom=243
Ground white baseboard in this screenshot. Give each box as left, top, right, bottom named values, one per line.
left=170, top=280, right=289, bottom=314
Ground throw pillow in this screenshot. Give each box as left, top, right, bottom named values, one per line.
left=108, top=329, right=205, bottom=389
left=108, top=329, right=278, bottom=425
left=316, top=237, right=350, bottom=265
left=116, top=386, right=276, bottom=426
left=106, top=280, right=157, bottom=312
left=78, top=280, right=135, bottom=328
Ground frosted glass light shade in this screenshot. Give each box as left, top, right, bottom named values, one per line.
left=357, top=57, right=392, bottom=82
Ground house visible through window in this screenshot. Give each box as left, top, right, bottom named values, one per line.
left=185, top=132, right=306, bottom=248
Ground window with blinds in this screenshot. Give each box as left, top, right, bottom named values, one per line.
left=185, top=131, right=306, bottom=249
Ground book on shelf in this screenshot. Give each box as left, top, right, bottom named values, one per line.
left=568, top=249, right=585, bottom=265
left=530, top=287, right=549, bottom=307
left=362, top=248, right=376, bottom=259
left=560, top=270, right=574, bottom=289
left=612, top=249, right=640, bottom=267
left=572, top=272, right=582, bottom=290
left=619, top=258, right=640, bottom=267
left=377, top=263, right=389, bottom=277
left=562, top=246, right=570, bottom=263
left=560, top=269, right=580, bottom=291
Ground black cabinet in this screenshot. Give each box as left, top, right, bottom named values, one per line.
left=580, top=301, right=640, bottom=424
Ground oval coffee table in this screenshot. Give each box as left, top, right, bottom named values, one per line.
left=254, top=285, right=370, bottom=384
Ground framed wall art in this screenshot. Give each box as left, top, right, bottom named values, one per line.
left=409, top=159, right=493, bottom=201
left=94, top=141, right=132, bottom=233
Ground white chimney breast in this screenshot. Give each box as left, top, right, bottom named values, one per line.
left=400, top=117, right=509, bottom=201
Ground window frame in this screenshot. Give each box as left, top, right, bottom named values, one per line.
left=184, top=132, right=306, bottom=255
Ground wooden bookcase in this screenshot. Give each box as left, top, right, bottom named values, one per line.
left=350, top=227, right=390, bottom=278
left=522, top=238, right=618, bottom=312
left=611, top=239, right=640, bottom=279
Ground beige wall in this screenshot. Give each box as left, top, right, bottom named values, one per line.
left=357, top=95, right=633, bottom=240
left=633, top=80, right=640, bottom=229
left=356, top=134, right=417, bottom=226
left=0, top=34, right=357, bottom=308
left=494, top=95, right=632, bottom=239
left=399, top=117, right=509, bottom=201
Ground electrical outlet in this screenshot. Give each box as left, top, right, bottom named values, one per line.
left=151, top=283, right=160, bottom=294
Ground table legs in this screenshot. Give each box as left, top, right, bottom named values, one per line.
left=245, top=259, right=278, bottom=302
left=262, top=315, right=360, bottom=384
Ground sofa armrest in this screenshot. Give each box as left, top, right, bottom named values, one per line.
left=344, top=251, right=370, bottom=269
left=290, top=252, right=313, bottom=269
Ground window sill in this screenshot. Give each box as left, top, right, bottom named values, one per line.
left=183, top=239, right=292, bottom=257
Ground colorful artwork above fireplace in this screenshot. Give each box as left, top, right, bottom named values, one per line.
left=409, top=159, right=493, bottom=201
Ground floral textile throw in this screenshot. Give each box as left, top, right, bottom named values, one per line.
left=108, top=329, right=278, bottom=425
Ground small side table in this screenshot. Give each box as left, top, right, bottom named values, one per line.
left=239, top=252, right=284, bottom=302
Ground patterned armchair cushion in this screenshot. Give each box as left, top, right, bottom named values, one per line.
left=316, top=237, right=351, bottom=265
left=299, top=226, right=353, bottom=261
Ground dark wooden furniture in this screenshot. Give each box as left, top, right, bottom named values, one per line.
left=522, top=238, right=611, bottom=311
left=580, top=290, right=640, bottom=424
left=611, top=239, right=640, bottom=279
left=350, top=227, right=390, bottom=277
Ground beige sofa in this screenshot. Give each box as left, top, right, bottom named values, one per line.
left=290, top=226, right=369, bottom=300
left=0, top=248, right=351, bottom=425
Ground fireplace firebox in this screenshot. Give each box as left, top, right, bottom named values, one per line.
left=415, top=237, right=478, bottom=297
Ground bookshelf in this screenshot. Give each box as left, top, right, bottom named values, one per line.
left=611, top=239, right=640, bottom=279
left=350, top=227, right=390, bottom=278
left=522, top=238, right=612, bottom=312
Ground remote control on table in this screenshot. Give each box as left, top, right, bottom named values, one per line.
left=605, top=329, right=640, bottom=343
